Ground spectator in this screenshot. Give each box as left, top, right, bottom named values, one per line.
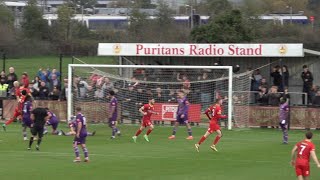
left=259, top=78, right=269, bottom=90
left=268, top=86, right=281, bottom=106
left=282, top=65, right=289, bottom=88
left=49, top=86, right=60, bottom=100
left=281, top=87, right=290, bottom=101
left=0, top=71, right=7, bottom=82
left=177, top=73, right=190, bottom=91
left=252, top=69, right=262, bottom=91
left=20, top=72, right=29, bottom=88
left=154, top=87, right=167, bottom=103
left=49, top=68, right=61, bottom=79
left=270, top=65, right=283, bottom=92
left=59, top=79, right=68, bottom=101
left=89, top=73, right=101, bottom=87
left=74, top=76, right=91, bottom=99
left=102, top=77, right=114, bottom=95
left=167, top=89, right=176, bottom=102
left=124, top=84, right=138, bottom=123
left=256, top=86, right=268, bottom=105
left=37, top=68, right=50, bottom=83
left=312, top=90, right=320, bottom=106
left=31, top=76, right=41, bottom=98
left=48, top=73, right=61, bottom=91
left=7, top=67, right=17, bottom=89
left=39, top=81, right=49, bottom=99
left=301, top=65, right=313, bottom=104
left=94, top=84, right=104, bottom=101
left=0, top=78, right=8, bottom=97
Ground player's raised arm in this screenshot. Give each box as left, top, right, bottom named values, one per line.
left=310, top=150, right=320, bottom=168
left=291, top=145, right=298, bottom=166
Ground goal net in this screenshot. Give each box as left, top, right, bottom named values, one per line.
left=67, top=64, right=252, bottom=130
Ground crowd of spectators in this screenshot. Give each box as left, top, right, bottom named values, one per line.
left=0, top=67, right=63, bottom=101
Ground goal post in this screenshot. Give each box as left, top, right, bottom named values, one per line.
left=67, top=64, right=235, bottom=129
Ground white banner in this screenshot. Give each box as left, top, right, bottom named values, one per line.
left=98, top=43, right=304, bottom=57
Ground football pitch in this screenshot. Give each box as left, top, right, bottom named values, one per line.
left=0, top=124, right=319, bottom=180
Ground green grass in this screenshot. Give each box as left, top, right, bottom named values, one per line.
left=4, top=56, right=117, bottom=79
left=0, top=124, right=319, bottom=180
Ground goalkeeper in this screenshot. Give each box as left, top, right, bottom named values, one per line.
left=279, top=97, right=289, bottom=144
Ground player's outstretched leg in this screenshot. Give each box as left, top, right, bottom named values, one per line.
left=143, top=124, right=154, bottom=142
left=87, top=131, right=96, bottom=136
left=168, top=122, right=179, bottom=139
left=195, top=131, right=211, bottom=152
left=210, top=130, right=222, bottom=152
left=185, top=123, right=193, bottom=140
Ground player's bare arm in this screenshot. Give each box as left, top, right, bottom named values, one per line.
left=291, top=145, right=298, bottom=166
left=139, top=106, right=147, bottom=115
left=77, top=122, right=82, bottom=138
left=310, top=150, right=320, bottom=168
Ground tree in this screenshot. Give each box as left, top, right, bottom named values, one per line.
left=21, top=0, right=49, bottom=39
left=197, top=0, right=232, bottom=17
left=0, top=4, right=14, bottom=26
left=260, top=0, right=308, bottom=14
left=0, top=4, right=15, bottom=50
left=135, top=0, right=157, bottom=9
left=191, top=10, right=254, bottom=43
left=53, top=4, right=74, bottom=41
left=128, top=7, right=149, bottom=41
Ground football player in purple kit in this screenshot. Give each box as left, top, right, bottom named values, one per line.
left=44, top=108, right=60, bottom=135
left=109, top=90, right=120, bottom=139
left=168, top=90, right=193, bottom=140
left=279, top=97, right=289, bottom=144
left=73, top=107, right=90, bottom=163
left=22, top=93, right=33, bottom=141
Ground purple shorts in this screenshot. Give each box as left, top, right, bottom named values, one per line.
left=47, top=122, right=59, bottom=130
left=22, top=118, right=32, bottom=128
left=73, top=135, right=87, bottom=145
left=176, top=115, right=188, bottom=124
left=109, top=118, right=117, bottom=127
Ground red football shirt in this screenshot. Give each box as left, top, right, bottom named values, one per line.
left=207, top=104, right=226, bottom=123
left=295, top=140, right=315, bottom=166
left=142, top=104, right=155, bottom=122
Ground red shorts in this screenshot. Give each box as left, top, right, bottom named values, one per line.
left=295, top=165, right=310, bottom=177
left=142, top=120, right=152, bottom=127
left=208, top=123, right=220, bottom=134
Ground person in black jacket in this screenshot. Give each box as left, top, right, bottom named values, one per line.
left=301, top=65, right=313, bottom=105
left=270, top=65, right=283, bottom=92
left=282, top=65, right=289, bottom=88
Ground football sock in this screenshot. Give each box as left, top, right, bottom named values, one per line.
left=112, top=127, right=118, bottom=136
left=82, top=147, right=89, bottom=158
left=146, top=129, right=153, bottom=135
left=198, top=136, right=207, bottom=145
left=213, top=136, right=221, bottom=145
left=23, top=130, right=27, bottom=138
left=74, top=146, right=80, bottom=158
left=37, top=138, right=42, bottom=146
left=5, top=118, right=14, bottom=125
left=187, top=128, right=192, bottom=136
left=172, top=127, right=177, bottom=135
left=29, top=136, right=34, bottom=148
left=135, top=129, right=142, bottom=136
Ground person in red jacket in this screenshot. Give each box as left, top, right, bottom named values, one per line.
left=21, top=72, right=29, bottom=88
left=195, top=98, right=227, bottom=152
